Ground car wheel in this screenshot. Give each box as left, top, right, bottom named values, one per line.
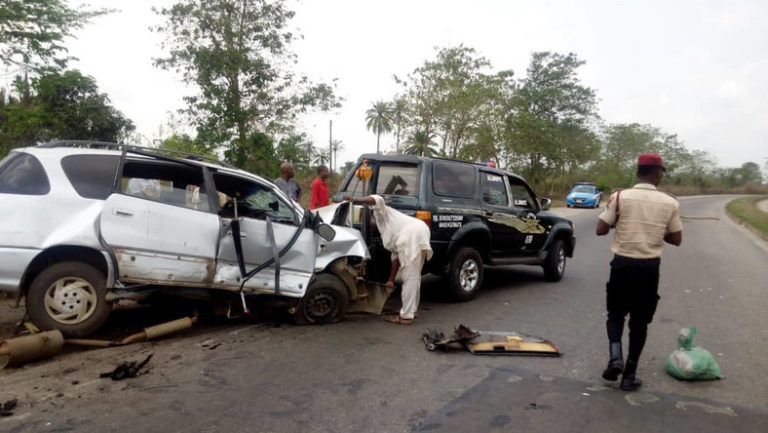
left=594, top=199, right=600, bottom=209
left=26, top=261, right=110, bottom=337
left=447, top=247, right=484, bottom=302
left=293, top=273, right=349, bottom=325
left=543, top=239, right=566, bottom=282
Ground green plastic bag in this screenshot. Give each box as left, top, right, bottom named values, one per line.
left=665, top=326, right=723, bottom=380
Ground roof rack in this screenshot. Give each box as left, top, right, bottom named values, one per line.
left=36, top=140, right=234, bottom=169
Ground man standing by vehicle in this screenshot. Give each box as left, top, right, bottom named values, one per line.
left=310, top=165, right=330, bottom=209
left=274, top=162, right=301, bottom=201
left=596, top=153, right=682, bottom=391
left=342, top=194, right=432, bottom=324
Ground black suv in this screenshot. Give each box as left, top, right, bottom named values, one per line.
left=334, top=154, right=576, bottom=301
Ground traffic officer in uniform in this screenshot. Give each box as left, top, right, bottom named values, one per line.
left=596, top=153, right=683, bottom=391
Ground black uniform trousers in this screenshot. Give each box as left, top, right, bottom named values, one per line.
left=605, top=254, right=661, bottom=364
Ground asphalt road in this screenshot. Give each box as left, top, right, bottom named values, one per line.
left=1, top=195, right=767, bottom=433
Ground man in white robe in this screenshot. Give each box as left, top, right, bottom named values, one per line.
left=343, top=194, right=432, bottom=324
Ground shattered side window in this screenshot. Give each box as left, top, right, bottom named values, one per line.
left=214, top=173, right=297, bottom=224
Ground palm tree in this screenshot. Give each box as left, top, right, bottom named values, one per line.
left=391, top=97, right=408, bottom=153
left=404, top=129, right=437, bottom=157
left=312, top=147, right=330, bottom=166
left=365, top=101, right=394, bottom=154
left=331, top=139, right=344, bottom=172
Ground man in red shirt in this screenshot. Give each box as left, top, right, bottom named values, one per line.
left=310, top=165, right=330, bottom=209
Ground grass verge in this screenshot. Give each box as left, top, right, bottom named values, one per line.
left=726, top=196, right=768, bottom=242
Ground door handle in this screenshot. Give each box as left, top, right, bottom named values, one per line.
left=113, top=209, right=133, bottom=217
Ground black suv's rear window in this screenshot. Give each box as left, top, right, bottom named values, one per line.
left=376, top=164, right=419, bottom=198
left=0, top=152, right=50, bottom=195
left=61, top=155, right=121, bottom=200
left=433, top=161, right=475, bottom=198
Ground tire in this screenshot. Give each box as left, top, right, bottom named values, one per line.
left=293, top=273, right=349, bottom=325
left=447, top=247, right=484, bottom=302
left=26, top=261, right=110, bottom=337
left=594, top=199, right=600, bottom=209
left=542, top=239, right=566, bottom=282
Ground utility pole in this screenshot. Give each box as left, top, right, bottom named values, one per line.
left=329, top=120, right=333, bottom=173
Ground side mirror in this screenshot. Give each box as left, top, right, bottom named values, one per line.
left=317, top=223, right=336, bottom=241
left=540, top=198, right=552, bottom=211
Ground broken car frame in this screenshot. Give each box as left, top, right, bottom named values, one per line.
left=0, top=142, right=387, bottom=336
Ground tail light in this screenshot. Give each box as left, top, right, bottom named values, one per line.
left=416, top=210, right=431, bottom=227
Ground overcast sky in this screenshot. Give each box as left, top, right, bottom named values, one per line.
left=24, top=0, right=767, bottom=169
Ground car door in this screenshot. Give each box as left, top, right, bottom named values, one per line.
left=506, top=176, right=548, bottom=255
left=212, top=172, right=316, bottom=297
left=479, top=171, right=522, bottom=257
left=99, top=158, right=220, bottom=285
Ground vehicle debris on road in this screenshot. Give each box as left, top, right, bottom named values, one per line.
left=100, top=354, right=153, bottom=380
left=0, top=398, right=17, bottom=417
left=422, top=324, right=561, bottom=356
left=0, top=316, right=197, bottom=369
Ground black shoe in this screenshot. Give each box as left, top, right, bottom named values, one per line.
left=602, top=342, right=624, bottom=381
left=620, top=360, right=641, bottom=391
left=620, top=375, right=642, bottom=391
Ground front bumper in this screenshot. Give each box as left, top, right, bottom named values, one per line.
left=567, top=198, right=597, bottom=207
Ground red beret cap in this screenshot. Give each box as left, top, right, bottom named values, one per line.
left=638, top=153, right=666, bottom=171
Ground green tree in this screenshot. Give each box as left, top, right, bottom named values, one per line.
left=34, top=70, right=134, bottom=142
left=737, top=162, right=763, bottom=185
left=224, top=131, right=279, bottom=178
left=275, top=133, right=313, bottom=169
left=0, top=69, right=134, bottom=156
left=341, top=161, right=355, bottom=174
left=396, top=46, right=514, bottom=159
left=507, top=52, right=598, bottom=188
left=365, top=100, right=393, bottom=154
left=557, top=120, right=600, bottom=187
left=0, top=0, right=108, bottom=73
left=152, top=0, right=341, bottom=167
left=331, top=139, right=343, bottom=172
left=390, top=96, right=408, bottom=152
left=158, top=133, right=216, bottom=159
left=404, top=129, right=437, bottom=157
left=312, top=147, right=330, bottom=166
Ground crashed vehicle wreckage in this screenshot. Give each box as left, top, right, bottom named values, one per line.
left=0, top=141, right=386, bottom=337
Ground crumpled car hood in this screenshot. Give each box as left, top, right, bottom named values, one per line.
left=312, top=201, right=353, bottom=227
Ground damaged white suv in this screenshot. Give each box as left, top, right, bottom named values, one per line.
left=0, top=142, right=373, bottom=336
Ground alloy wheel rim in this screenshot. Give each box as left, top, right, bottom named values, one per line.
left=460, top=260, right=479, bottom=292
